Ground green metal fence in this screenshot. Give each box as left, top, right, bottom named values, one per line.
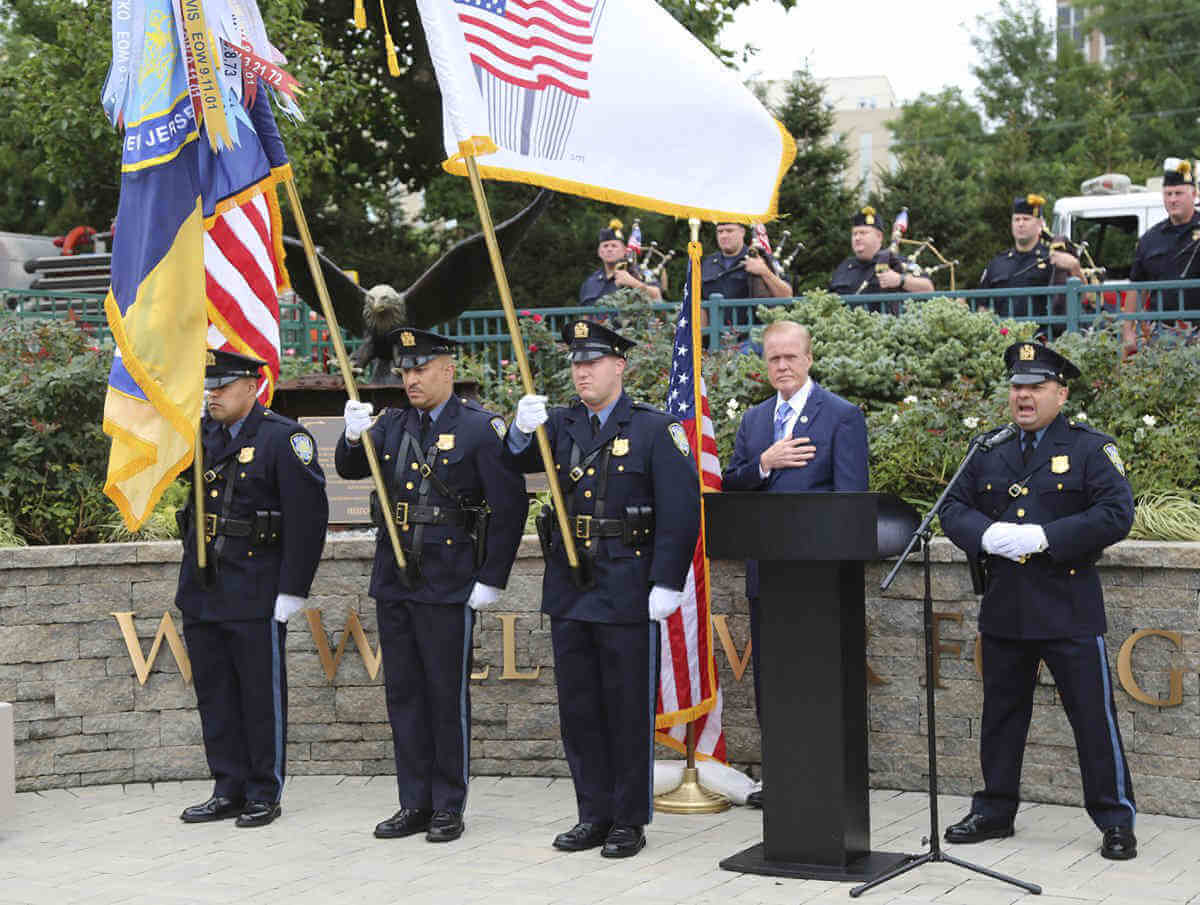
left=5, top=277, right=1199, bottom=374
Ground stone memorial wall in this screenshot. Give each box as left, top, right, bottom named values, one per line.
left=0, top=537, right=1196, bottom=815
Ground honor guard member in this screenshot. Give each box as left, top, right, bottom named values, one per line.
left=506, top=320, right=700, bottom=859
left=579, top=220, right=662, bottom=305
left=979, top=194, right=1082, bottom=320
left=940, top=341, right=1137, bottom=861
left=177, top=349, right=329, bottom=828
left=1130, top=158, right=1200, bottom=323
left=337, top=327, right=526, bottom=844
left=829, top=207, right=934, bottom=306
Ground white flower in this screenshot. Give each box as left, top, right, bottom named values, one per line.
left=1142, top=414, right=1157, bottom=427
left=1076, top=412, right=1088, bottom=421
left=725, top=398, right=739, bottom=411
left=962, top=417, right=979, bottom=429
left=891, top=413, right=900, bottom=424
left=1134, top=427, right=1145, bottom=442
left=903, top=395, right=919, bottom=405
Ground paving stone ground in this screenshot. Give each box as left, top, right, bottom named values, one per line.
left=1, top=778, right=1198, bottom=905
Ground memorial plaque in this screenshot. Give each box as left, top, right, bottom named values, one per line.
left=300, top=417, right=372, bottom=526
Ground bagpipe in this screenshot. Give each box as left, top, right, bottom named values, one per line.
left=614, top=219, right=676, bottom=289
left=1039, top=227, right=1106, bottom=284
left=879, top=207, right=959, bottom=290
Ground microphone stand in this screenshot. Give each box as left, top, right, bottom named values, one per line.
left=851, top=434, right=1042, bottom=899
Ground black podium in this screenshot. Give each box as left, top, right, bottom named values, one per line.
left=706, top=491, right=915, bottom=882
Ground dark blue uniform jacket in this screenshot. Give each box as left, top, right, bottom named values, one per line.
left=1130, top=210, right=1200, bottom=311
left=941, top=414, right=1134, bottom=639
left=721, top=382, right=870, bottom=598
left=335, top=394, right=527, bottom=605
left=176, top=403, right=329, bottom=622
left=506, top=393, right=700, bottom=624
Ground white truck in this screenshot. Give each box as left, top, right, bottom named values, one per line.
left=1050, top=168, right=1199, bottom=280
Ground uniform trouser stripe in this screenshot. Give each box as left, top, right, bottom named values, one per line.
left=460, top=607, right=475, bottom=806
left=647, top=621, right=659, bottom=825
left=271, top=619, right=285, bottom=803
left=1096, top=635, right=1136, bottom=825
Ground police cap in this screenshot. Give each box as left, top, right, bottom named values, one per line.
left=560, top=319, right=636, bottom=362
left=390, top=327, right=458, bottom=369
left=851, top=206, right=885, bottom=233
left=1004, top=341, right=1081, bottom=385
left=1012, top=193, right=1046, bottom=218
left=205, top=348, right=266, bottom=389
left=597, top=218, right=625, bottom=244
left=1162, top=157, right=1195, bottom=187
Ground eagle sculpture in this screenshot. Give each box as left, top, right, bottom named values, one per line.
left=282, top=189, right=553, bottom=383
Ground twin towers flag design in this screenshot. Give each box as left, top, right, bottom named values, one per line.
left=101, top=0, right=298, bottom=529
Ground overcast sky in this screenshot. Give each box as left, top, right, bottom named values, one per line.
left=720, top=0, right=1062, bottom=106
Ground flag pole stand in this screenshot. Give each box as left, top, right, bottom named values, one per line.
left=281, top=175, right=408, bottom=574
left=654, top=218, right=729, bottom=817
left=654, top=721, right=730, bottom=814
left=460, top=149, right=583, bottom=578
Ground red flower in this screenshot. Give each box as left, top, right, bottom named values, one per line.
left=520, top=309, right=531, bottom=317
left=532, top=313, right=543, bottom=323
left=999, top=327, right=1009, bottom=336
left=529, top=344, right=539, bottom=353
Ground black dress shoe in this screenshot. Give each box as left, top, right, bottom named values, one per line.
left=235, top=801, right=281, bottom=827
left=1101, top=826, right=1137, bottom=860
left=374, top=808, right=432, bottom=839
left=944, top=812, right=1014, bottom=843
left=426, top=809, right=464, bottom=842
left=601, top=824, right=646, bottom=858
left=180, top=795, right=244, bottom=823
left=552, top=821, right=613, bottom=852
left=746, top=789, right=763, bottom=809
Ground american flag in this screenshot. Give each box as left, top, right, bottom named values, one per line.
left=454, top=0, right=600, bottom=159
left=657, top=262, right=726, bottom=762
left=752, top=222, right=772, bottom=255
left=204, top=189, right=284, bottom=403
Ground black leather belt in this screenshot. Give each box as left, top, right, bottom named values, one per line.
left=566, top=515, right=626, bottom=540
left=390, top=502, right=468, bottom=527
left=204, top=514, right=253, bottom=539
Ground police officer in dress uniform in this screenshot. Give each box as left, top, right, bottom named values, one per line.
left=828, top=207, right=933, bottom=305
left=505, top=320, right=700, bottom=858
left=579, top=220, right=662, bottom=305
left=979, top=194, right=1082, bottom=321
left=940, top=341, right=1138, bottom=861
left=337, top=328, right=526, bottom=843
left=700, top=222, right=793, bottom=301
left=1130, top=158, right=1200, bottom=321
left=177, top=349, right=329, bottom=828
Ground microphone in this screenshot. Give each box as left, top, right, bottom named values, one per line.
left=979, top=424, right=1017, bottom=450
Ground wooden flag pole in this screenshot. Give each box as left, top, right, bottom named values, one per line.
left=282, top=175, right=408, bottom=572
left=461, top=153, right=581, bottom=572
left=193, top=417, right=206, bottom=569
left=654, top=218, right=729, bottom=815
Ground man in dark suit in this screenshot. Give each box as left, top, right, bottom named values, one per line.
left=337, top=328, right=527, bottom=844
left=721, top=320, right=870, bottom=807
left=176, top=349, right=329, bottom=828
left=506, top=320, right=700, bottom=858
left=940, top=341, right=1137, bottom=861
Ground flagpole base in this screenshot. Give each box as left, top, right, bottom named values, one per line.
left=654, top=767, right=731, bottom=815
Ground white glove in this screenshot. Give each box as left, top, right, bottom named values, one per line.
left=1010, top=524, right=1048, bottom=557
left=274, top=593, right=306, bottom=623
left=467, top=583, right=501, bottom=611
left=648, top=585, right=683, bottom=621
left=344, top=400, right=374, bottom=442
left=514, top=394, right=548, bottom=434
left=981, top=522, right=1020, bottom=560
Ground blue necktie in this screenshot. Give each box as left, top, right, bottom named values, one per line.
left=774, top=401, right=793, bottom=443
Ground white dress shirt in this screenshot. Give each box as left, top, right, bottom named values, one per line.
left=759, top=378, right=813, bottom=479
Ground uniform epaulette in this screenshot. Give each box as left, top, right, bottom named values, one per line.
left=459, top=396, right=498, bottom=416
left=631, top=401, right=670, bottom=417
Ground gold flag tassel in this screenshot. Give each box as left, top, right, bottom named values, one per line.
left=654, top=218, right=730, bottom=816
left=380, top=0, right=400, bottom=76
left=354, top=0, right=366, bottom=29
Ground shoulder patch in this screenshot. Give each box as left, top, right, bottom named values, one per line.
left=490, top=416, right=506, bottom=439
left=290, top=432, right=315, bottom=465
left=668, top=422, right=690, bottom=456
left=1102, top=443, right=1125, bottom=476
